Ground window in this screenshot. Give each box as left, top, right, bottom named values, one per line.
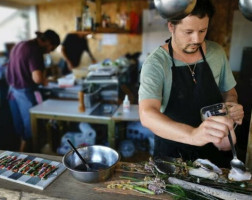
left=0, top=6, right=38, bottom=52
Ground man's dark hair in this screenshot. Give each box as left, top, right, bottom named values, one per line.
left=35, top=29, right=60, bottom=46
left=168, top=0, right=215, bottom=25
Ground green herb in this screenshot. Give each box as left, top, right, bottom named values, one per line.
left=133, top=186, right=155, bottom=194
left=119, top=176, right=142, bottom=182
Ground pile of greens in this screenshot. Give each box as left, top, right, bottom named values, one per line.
left=108, top=158, right=252, bottom=200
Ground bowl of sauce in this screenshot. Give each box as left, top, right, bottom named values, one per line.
left=62, top=145, right=120, bottom=183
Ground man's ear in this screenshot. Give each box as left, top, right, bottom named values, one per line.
left=168, top=22, right=174, bottom=33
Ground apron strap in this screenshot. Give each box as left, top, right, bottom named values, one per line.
left=167, top=37, right=206, bottom=66
left=167, top=38, right=176, bottom=67
left=199, top=45, right=206, bottom=62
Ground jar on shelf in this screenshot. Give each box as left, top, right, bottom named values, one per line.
left=82, top=5, right=93, bottom=30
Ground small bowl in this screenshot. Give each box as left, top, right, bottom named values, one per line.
left=62, top=145, right=120, bottom=183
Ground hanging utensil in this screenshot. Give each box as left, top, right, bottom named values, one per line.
left=239, top=0, right=252, bottom=21
left=154, top=0, right=197, bottom=20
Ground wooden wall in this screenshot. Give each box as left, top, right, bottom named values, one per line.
left=37, top=0, right=148, bottom=67
left=37, top=0, right=239, bottom=66
left=208, top=0, right=239, bottom=58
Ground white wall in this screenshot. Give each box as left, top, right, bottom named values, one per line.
left=229, top=10, right=252, bottom=72
left=0, top=6, right=38, bottom=52
left=140, top=9, right=171, bottom=65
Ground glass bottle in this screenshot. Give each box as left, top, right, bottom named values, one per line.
left=82, top=5, right=92, bottom=31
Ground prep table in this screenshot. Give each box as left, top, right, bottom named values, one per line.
left=1, top=150, right=252, bottom=200
left=0, top=150, right=171, bottom=200
left=29, top=99, right=140, bottom=153
left=29, top=99, right=115, bottom=152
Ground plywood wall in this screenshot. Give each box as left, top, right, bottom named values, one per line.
left=37, top=0, right=239, bottom=65
left=207, top=0, right=239, bottom=58
left=37, top=0, right=148, bottom=67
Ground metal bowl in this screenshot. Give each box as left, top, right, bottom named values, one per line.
left=239, top=0, right=252, bottom=21
left=154, top=0, right=197, bottom=20
left=62, top=145, right=120, bottom=183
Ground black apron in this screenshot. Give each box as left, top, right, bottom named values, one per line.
left=154, top=38, right=232, bottom=167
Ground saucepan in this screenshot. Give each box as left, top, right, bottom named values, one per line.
left=62, top=145, right=120, bottom=183
left=154, top=0, right=197, bottom=20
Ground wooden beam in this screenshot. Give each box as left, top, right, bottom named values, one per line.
left=245, top=110, right=252, bottom=171
left=96, top=0, right=102, bottom=25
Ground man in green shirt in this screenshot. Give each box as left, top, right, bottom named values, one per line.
left=139, top=0, right=244, bottom=167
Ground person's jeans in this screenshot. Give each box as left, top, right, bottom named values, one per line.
left=8, top=87, right=37, bottom=140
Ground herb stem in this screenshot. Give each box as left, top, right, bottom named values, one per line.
left=133, top=186, right=155, bottom=195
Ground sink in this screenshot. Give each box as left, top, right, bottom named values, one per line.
left=90, top=104, right=118, bottom=117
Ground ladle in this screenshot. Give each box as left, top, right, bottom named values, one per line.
left=67, top=139, right=91, bottom=171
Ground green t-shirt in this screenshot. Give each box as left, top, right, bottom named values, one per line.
left=138, top=40, right=236, bottom=113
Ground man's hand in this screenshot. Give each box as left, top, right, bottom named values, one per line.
left=225, top=102, right=244, bottom=125
left=191, top=116, right=234, bottom=147
left=213, top=128, right=236, bottom=151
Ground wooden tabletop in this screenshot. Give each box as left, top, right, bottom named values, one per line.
left=0, top=151, right=171, bottom=200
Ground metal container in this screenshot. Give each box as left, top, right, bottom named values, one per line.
left=83, top=86, right=101, bottom=108
left=154, top=0, right=197, bottom=20
left=239, top=0, right=252, bottom=21
left=62, top=145, right=120, bottom=183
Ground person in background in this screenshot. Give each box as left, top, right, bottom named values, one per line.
left=138, top=0, right=244, bottom=167
left=6, top=29, right=60, bottom=152
left=60, top=33, right=96, bottom=75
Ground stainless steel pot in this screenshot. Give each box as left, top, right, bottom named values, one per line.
left=62, top=145, right=120, bottom=183
left=239, top=0, right=252, bottom=21
left=154, top=0, right=197, bottom=20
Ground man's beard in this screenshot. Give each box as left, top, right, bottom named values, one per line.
left=183, top=43, right=201, bottom=54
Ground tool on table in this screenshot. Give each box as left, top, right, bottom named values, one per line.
left=67, top=139, right=91, bottom=171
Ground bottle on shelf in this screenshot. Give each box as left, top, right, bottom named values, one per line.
left=123, top=95, right=130, bottom=112
left=75, top=16, right=82, bottom=31
left=82, top=5, right=93, bottom=31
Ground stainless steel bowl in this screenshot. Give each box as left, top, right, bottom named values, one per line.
left=154, top=0, right=197, bottom=20
left=62, top=145, right=120, bottom=183
left=239, top=0, right=252, bottom=21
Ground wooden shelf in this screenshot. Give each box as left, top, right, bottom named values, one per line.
left=74, top=27, right=130, bottom=34
left=94, top=27, right=129, bottom=33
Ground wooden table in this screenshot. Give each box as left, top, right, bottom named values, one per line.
left=112, top=105, right=140, bottom=122
left=30, top=100, right=140, bottom=153
left=111, top=104, right=140, bottom=146
left=30, top=99, right=115, bottom=152
left=0, top=151, right=168, bottom=200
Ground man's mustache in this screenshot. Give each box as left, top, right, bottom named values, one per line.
left=186, top=43, right=201, bottom=48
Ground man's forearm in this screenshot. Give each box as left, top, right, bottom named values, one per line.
left=221, top=88, right=238, bottom=103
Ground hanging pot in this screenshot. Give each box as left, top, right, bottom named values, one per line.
left=154, top=0, right=197, bottom=20
left=239, top=0, right=252, bottom=21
